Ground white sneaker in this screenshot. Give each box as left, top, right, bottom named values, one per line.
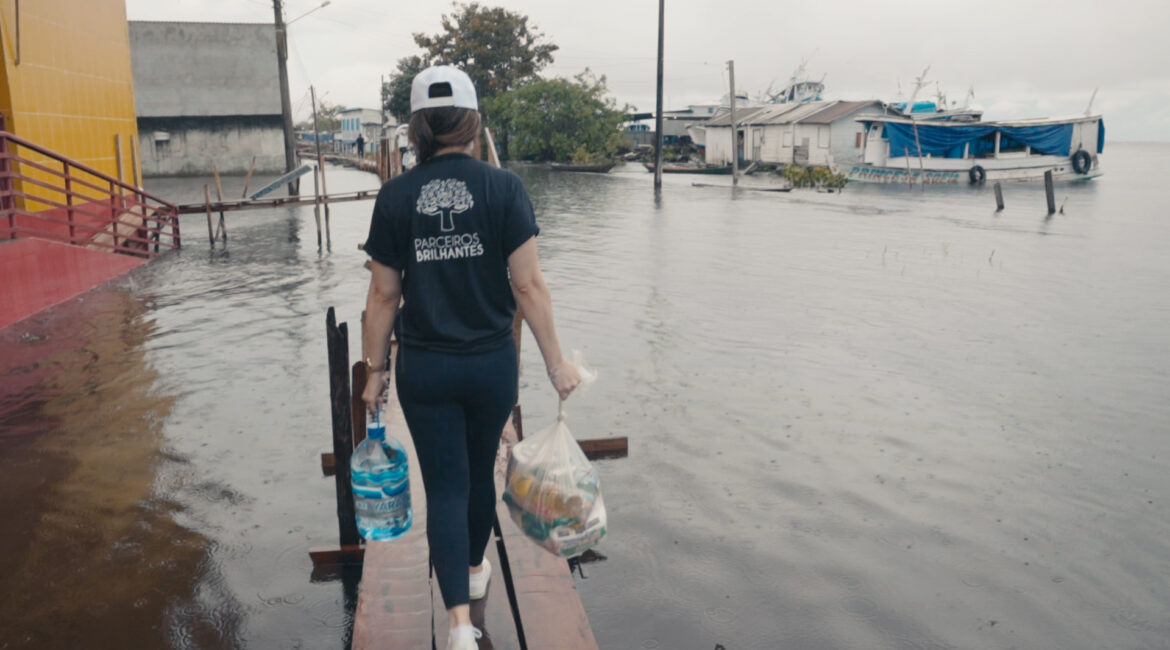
left=447, top=624, right=482, bottom=650
left=468, top=557, right=492, bottom=600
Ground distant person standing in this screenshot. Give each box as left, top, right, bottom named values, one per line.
left=356, top=133, right=365, bottom=157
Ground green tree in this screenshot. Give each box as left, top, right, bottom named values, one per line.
left=491, top=71, right=630, bottom=162
left=295, top=100, right=345, bottom=133
left=383, top=55, right=425, bottom=123
left=413, top=3, right=557, bottom=103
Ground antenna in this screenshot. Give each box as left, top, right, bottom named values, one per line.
left=906, top=65, right=932, bottom=108
left=1084, top=88, right=1098, bottom=116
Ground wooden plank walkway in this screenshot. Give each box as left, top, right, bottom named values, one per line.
left=351, top=355, right=433, bottom=648
left=350, top=346, right=598, bottom=650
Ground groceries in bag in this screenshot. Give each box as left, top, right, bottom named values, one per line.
left=351, top=410, right=412, bottom=541
left=503, top=400, right=606, bottom=557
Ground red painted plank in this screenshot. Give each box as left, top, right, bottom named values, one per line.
left=432, top=532, right=521, bottom=650
left=0, top=238, right=145, bottom=330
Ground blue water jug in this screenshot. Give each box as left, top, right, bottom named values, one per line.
left=351, top=410, right=412, bottom=541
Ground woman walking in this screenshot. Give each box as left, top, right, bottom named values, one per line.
left=361, top=65, right=581, bottom=650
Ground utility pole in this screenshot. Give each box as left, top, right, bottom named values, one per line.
left=653, top=0, right=665, bottom=194
left=311, top=85, right=323, bottom=161
left=273, top=0, right=299, bottom=195
left=728, top=59, right=738, bottom=185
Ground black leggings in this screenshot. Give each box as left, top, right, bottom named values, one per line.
left=395, top=340, right=517, bottom=608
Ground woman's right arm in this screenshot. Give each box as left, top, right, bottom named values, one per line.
left=507, top=237, right=581, bottom=399
left=361, top=260, right=402, bottom=413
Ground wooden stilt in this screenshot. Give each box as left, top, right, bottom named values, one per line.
left=212, top=164, right=227, bottom=243
left=994, top=182, right=1004, bottom=211
left=1044, top=170, right=1056, bottom=214
left=204, top=184, right=214, bottom=248
left=241, top=156, right=257, bottom=198
left=351, top=361, right=368, bottom=447
left=326, top=308, right=361, bottom=549
left=313, top=165, right=322, bottom=249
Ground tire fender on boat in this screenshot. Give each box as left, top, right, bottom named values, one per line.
left=1071, top=150, right=1092, bottom=175
left=968, top=165, right=986, bottom=185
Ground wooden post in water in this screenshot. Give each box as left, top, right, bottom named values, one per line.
left=352, top=362, right=368, bottom=447
left=1044, top=170, right=1056, bottom=214
left=312, top=164, right=322, bottom=249
left=911, top=120, right=925, bottom=189
left=130, top=136, right=141, bottom=189
left=326, top=308, right=362, bottom=549
left=379, top=137, right=390, bottom=182
left=994, top=182, right=1004, bottom=211
left=203, top=184, right=214, bottom=247
left=903, top=148, right=914, bottom=186
left=653, top=0, right=664, bottom=194
left=241, top=156, right=257, bottom=198
left=728, top=60, right=738, bottom=186
left=212, top=164, right=227, bottom=243
left=318, top=153, right=331, bottom=246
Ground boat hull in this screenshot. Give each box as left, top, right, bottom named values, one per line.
left=643, top=163, right=733, bottom=175
left=549, top=163, right=615, bottom=173
left=847, top=155, right=1103, bottom=185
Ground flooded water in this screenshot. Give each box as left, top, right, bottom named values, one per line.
left=2, top=143, right=1169, bottom=649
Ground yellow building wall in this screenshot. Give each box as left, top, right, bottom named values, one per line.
left=0, top=0, right=140, bottom=210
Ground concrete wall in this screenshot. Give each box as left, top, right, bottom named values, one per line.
left=129, top=21, right=281, bottom=117
left=129, top=21, right=285, bottom=176
left=138, top=116, right=284, bottom=176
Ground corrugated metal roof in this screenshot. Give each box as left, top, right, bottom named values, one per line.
left=762, top=102, right=831, bottom=125
left=798, top=100, right=882, bottom=124
left=703, top=105, right=768, bottom=127
left=705, top=101, right=842, bottom=127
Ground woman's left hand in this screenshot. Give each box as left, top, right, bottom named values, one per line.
left=548, top=361, right=582, bottom=401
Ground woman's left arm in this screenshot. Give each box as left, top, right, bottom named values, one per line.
left=361, top=260, right=403, bottom=413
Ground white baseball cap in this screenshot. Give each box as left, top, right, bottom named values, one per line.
left=411, top=66, right=478, bottom=113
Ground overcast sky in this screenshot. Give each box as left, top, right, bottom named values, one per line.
left=125, top=0, right=1170, bottom=141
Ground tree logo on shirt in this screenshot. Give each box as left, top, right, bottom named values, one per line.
left=416, top=179, right=474, bottom=232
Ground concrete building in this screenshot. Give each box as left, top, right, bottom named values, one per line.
left=703, top=100, right=884, bottom=169
left=129, top=21, right=285, bottom=176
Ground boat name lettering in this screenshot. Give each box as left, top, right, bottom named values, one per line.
left=849, top=166, right=960, bottom=184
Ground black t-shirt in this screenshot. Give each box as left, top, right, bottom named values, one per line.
left=363, top=153, right=539, bottom=354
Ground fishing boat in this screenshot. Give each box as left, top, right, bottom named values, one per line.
left=643, top=162, right=733, bottom=175
left=847, top=114, right=1104, bottom=185
left=549, top=162, right=615, bottom=173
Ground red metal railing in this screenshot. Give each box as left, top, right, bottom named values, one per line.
left=0, top=129, right=180, bottom=257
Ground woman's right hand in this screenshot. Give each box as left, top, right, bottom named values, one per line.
left=363, top=370, right=388, bottom=414
left=548, top=361, right=582, bottom=401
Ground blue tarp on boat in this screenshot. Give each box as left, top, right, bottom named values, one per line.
left=885, top=121, right=1077, bottom=158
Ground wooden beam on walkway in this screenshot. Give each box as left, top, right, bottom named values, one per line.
left=176, top=189, right=379, bottom=215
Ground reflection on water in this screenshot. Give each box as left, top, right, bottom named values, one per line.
left=3, top=150, right=1170, bottom=648
left=0, top=290, right=240, bottom=648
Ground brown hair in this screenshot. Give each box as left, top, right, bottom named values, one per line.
left=408, top=107, right=481, bottom=163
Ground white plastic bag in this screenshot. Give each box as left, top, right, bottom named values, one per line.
left=502, top=353, right=605, bottom=557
